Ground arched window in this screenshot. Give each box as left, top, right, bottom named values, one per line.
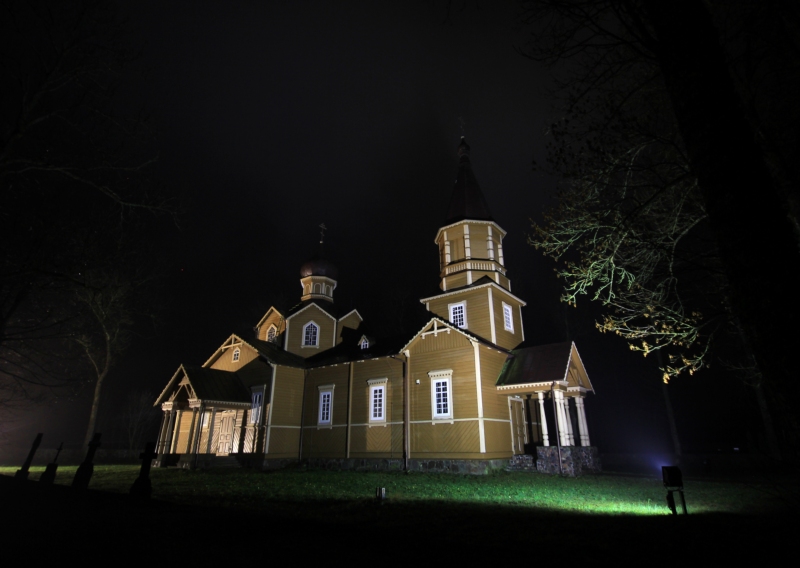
left=266, top=325, right=277, bottom=343
left=232, top=348, right=240, bottom=362
left=303, top=322, right=319, bottom=347
left=360, top=337, right=369, bottom=349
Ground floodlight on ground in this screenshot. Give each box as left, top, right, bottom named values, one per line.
left=661, top=465, right=688, bottom=515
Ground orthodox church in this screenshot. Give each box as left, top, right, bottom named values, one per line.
left=153, top=139, right=600, bottom=475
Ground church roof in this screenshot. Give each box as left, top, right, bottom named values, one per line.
left=286, top=298, right=338, bottom=319
left=496, top=341, right=593, bottom=391
left=155, top=365, right=252, bottom=406
left=248, top=338, right=307, bottom=368
left=444, top=137, right=494, bottom=225
left=304, top=325, right=408, bottom=367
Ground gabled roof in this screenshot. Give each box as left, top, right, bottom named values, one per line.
left=248, top=337, right=307, bottom=368
left=419, top=276, right=526, bottom=306
left=496, top=341, right=594, bottom=392
left=286, top=299, right=338, bottom=321
left=400, top=316, right=512, bottom=354
left=155, top=364, right=252, bottom=406
left=255, top=306, right=285, bottom=330
left=444, top=138, right=494, bottom=225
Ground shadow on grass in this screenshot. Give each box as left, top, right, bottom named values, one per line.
left=0, top=473, right=790, bottom=562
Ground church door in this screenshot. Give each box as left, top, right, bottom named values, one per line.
left=509, top=398, right=527, bottom=454
left=217, top=414, right=234, bottom=454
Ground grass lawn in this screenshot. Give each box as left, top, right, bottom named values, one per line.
left=1, top=465, right=794, bottom=561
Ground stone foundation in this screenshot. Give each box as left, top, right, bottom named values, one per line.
left=536, top=447, right=601, bottom=476
left=304, top=457, right=508, bottom=475
left=506, top=454, right=537, bottom=472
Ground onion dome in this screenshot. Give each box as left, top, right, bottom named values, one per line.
left=300, top=257, right=339, bottom=280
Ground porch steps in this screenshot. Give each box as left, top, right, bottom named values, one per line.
left=506, top=454, right=537, bottom=472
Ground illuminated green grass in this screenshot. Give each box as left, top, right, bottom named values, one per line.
left=0, top=465, right=785, bottom=518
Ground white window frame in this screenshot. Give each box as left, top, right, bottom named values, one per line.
left=502, top=302, right=514, bottom=333
left=303, top=321, right=320, bottom=347
left=266, top=324, right=277, bottom=343
left=367, top=378, right=388, bottom=423
left=250, top=391, right=263, bottom=424
left=318, top=384, right=334, bottom=426
left=428, top=369, right=453, bottom=420
left=232, top=347, right=240, bottom=362
left=448, top=301, right=467, bottom=329
left=360, top=336, right=369, bottom=349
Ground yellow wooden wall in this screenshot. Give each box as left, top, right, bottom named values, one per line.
left=285, top=305, right=337, bottom=357
left=259, top=310, right=286, bottom=342
left=208, top=343, right=258, bottom=371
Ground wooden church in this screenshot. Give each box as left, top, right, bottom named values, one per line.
left=153, top=139, right=600, bottom=475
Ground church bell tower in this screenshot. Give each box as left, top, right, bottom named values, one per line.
left=421, top=137, right=526, bottom=350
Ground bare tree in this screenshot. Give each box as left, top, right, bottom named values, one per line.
left=521, top=0, right=800, bottom=439
left=0, top=0, right=169, bottom=410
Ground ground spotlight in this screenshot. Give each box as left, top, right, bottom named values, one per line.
left=662, top=465, right=688, bottom=515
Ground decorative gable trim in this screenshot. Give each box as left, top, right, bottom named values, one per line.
left=338, top=309, right=363, bottom=323
left=286, top=302, right=337, bottom=323
left=255, top=306, right=285, bottom=330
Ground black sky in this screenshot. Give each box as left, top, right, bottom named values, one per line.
left=5, top=0, right=760, bottom=463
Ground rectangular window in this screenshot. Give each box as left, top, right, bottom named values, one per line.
left=318, top=390, right=332, bottom=425
left=502, top=302, right=514, bottom=332
left=449, top=302, right=466, bottom=329
left=434, top=380, right=450, bottom=418
left=250, top=392, right=263, bottom=424
left=370, top=386, right=384, bottom=421
left=428, top=370, right=453, bottom=420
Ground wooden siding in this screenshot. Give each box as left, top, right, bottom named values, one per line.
left=483, top=418, right=513, bottom=457
left=349, top=358, right=404, bottom=425
left=302, top=426, right=346, bottom=458
left=480, top=348, right=512, bottom=420
left=208, top=342, right=258, bottom=371
left=410, top=420, right=479, bottom=455
left=302, top=365, right=350, bottom=426
left=259, top=311, right=286, bottom=342
left=427, top=289, right=492, bottom=341
left=173, top=411, right=195, bottom=453
left=467, top=223, right=489, bottom=259
left=266, top=427, right=300, bottom=457
left=271, top=367, right=304, bottom=426
left=491, top=289, right=523, bottom=350
left=286, top=305, right=336, bottom=357
left=408, top=342, right=478, bottom=423
left=349, top=424, right=403, bottom=458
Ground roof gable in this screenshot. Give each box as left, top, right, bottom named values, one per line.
left=496, top=341, right=594, bottom=392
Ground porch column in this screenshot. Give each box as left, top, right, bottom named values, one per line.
left=563, top=396, right=575, bottom=446
left=537, top=392, right=550, bottom=446
left=206, top=407, right=218, bottom=454
left=554, top=390, right=569, bottom=446
left=157, top=409, right=176, bottom=466
left=185, top=408, right=199, bottom=455
left=191, top=406, right=204, bottom=458
left=155, top=411, right=168, bottom=454
left=170, top=408, right=184, bottom=453
left=576, top=396, right=591, bottom=446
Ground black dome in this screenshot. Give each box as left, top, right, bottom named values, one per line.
left=300, top=257, right=339, bottom=280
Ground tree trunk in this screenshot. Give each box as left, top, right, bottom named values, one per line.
left=643, top=0, right=800, bottom=441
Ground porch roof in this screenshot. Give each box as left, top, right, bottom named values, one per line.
left=496, top=341, right=594, bottom=393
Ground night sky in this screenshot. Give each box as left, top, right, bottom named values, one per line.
left=5, top=0, right=758, bottom=462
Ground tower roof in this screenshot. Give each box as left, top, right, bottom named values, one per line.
left=444, top=137, right=494, bottom=225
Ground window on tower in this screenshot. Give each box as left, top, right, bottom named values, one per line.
left=502, top=302, right=514, bottom=333
left=449, top=301, right=467, bottom=329
left=266, top=325, right=277, bottom=343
